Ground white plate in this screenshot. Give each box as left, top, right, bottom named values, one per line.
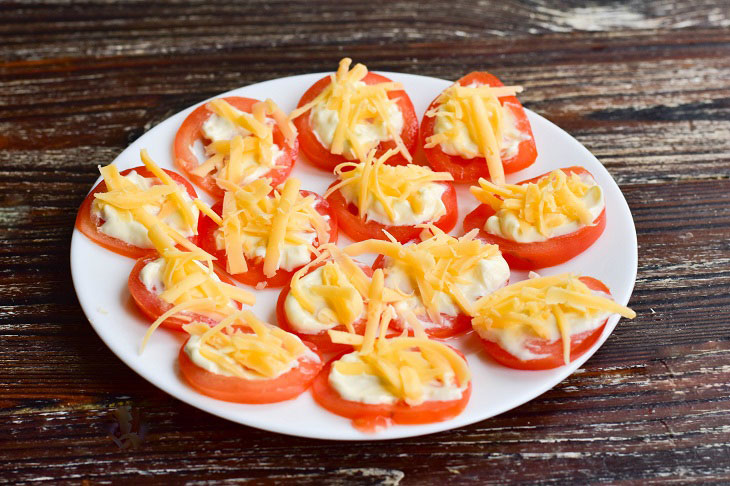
left=70, top=72, right=637, bottom=440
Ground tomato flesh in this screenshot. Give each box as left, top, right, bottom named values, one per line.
left=275, top=262, right=373, bottom=354
left=326, top=182, right=458, bottom=243
left=420, top=71, right=537, bottom=183
left=75, top=166, right=200, bottom=259
left=173, top=96, right=297, bottom=200
left=128, top=255, right=241, bottom=331
left=179, top=340, right=323, bottom=403
left=293, top=72, right=419, bottom=171
left=311, top=351, right=471, bottom=428
left=197, top=191, right=338, bottom=288
left=463, top=166, right=606, bottom=270
left=477, top=276, right=612, bottom=370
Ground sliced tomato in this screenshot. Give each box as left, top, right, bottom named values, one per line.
left=478, top=276, right=611, bottom=370
left=179, top=340, right=323, bottom=403
left=275, top=262, right=373, bottom=354
left=128, top=255, right=241, bottom=331
left=293, top=72, right=418, bottom=171
left=463, top=166, right=606, bottom=270
left=325, top=181, right=457, bottom=243
left=75, top=166, right=200, bottom=259
left=420, top=71, right=537, bottom=184
left=372, top=254, right=489, bottom=339
left=174, top=96, right=297, bottom=200
left=197, top=191, right=338, bottom=288
left=312, top=350, right=471, bottom=430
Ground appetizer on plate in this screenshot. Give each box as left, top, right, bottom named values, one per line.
left=179, top=311, right=323, bottom=403
left=421, top=71, right=537, bottom=184
left=174, top=97, right=298, bottom=200
left=197, top=177, right=337, bottom=288
left=471, top=273, right=635, bottom=370
left=311, top=269, right=472, bottom=432
left=290, top=58, right=418, bottom=171
left=464, top=167, right=606, bottom=269
left=324, top=149, right=457, bottom=243
left=130, top=225, right=254, bottom=334
left=346, top=225, right=510, bottom=339
left=75, top=151, right=201, bottom=258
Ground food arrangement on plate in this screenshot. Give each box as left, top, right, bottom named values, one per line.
left=72, top=58, right=636, bottom=438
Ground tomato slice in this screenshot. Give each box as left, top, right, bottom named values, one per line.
left=197, top=191, right=338, bottom=288
left=275, top=261, right=373, bottom=354
left=293, top=72, right=419, bottom=171
left=478, top=276, right=611, bottom=370
left=75, top=166, right=200, bottom=259
left=325, top=181, right=458, bottom=243
left=179, top=340, right=323, bottom=403
left=420, top=71, right=537, bottom=184
left=311, top=350, right=471, bottom=429
left=174, top=96, right=297, bottom=200
left=372, top=254, right=482, bottom=339
left=128, top=255, right=241, bottom=331
left=463, top=166, right=606, bottom=270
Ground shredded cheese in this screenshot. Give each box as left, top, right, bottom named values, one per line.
left=424, top=82, right=524, bottom=185
left=210, top=178, right=329, bottom=277
left=290, top=57, right=411, bottom=162
left=472, top=273, right=635, bottom=365
left=470, top=169, right=604, bottom=241
left=325, top=148, right=453, bottom=225
left=191, top=98, right=297, bottom=189
left=182, top=311, right=315, bottom=379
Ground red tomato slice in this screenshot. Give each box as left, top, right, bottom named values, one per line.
left=174, top=96, right=297, bottom=200
left=179, top=340, right=323, bottom=403
left=275, top=262, right=373, bottom=354
left=478, top=276, right=611, bottom=370
left=293, top=72, right=419, bottom=171
left=420, top=71, right=537, bottom=184
left=197, top=191, right=338, bottom=288
left=75, top=166, right=200, bottom=259
left=372, top=254, right=490, bottom=339
left=128, top=255, right=242, bottom=331
left=311, top=350, right=471, bottom=429
left=463, top=166, right=606, bottom=270
left=325, top=181, right=458, bottom=243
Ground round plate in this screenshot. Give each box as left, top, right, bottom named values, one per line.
left=70, top=72, right=637, bottom=440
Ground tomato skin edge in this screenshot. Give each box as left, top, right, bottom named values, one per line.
left=325, top=182, right=458, bottom=243
left=419, top=71, right=537, bottom=184
left=293, top=72, right=419, bottom=172
left=197, top=191, right=338, bottom=288
left=178, top=340, right=323, bottom=403
left=173, top=96, right=297, bottom=200
left=462, top=166, right=606, bottom=270
left=75, top=166, right=200, bottom=259
left=311, top=351, right=471, bottom=426
left=476, top=276, right=612, bottom=370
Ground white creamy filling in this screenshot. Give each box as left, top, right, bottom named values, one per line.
left=340, top=182, right=447, bottom=226
left=184, top=333, right=319, bottom=379
left=283, top=265, right=364, bottom=334
left=475, top=298, right=611, bottom=361
left=91, top=171, right=199, bottom=248
left=328, top=352, right=466, bottom=405
left=139, top=257, right=225, bottom=295
left=309, top=83, right=404, bottom=160
left=201, top=112, right=285, bottom=185
left=434, top=98, right=529, bottom=160
left=485, top=174, right=605, bottom=243
left=384, top=252, right=510, bottom=328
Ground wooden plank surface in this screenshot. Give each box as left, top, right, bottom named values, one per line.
left=2, top=0, right=730, bottom=483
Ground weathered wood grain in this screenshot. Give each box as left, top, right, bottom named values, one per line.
left=2, top=0, right=730, bottom=483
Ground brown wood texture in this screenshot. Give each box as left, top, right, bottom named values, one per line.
left=2, top=0, right=730, bottom=483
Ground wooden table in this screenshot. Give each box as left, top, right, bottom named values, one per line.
left=3, top=1, right=729, bottom=483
